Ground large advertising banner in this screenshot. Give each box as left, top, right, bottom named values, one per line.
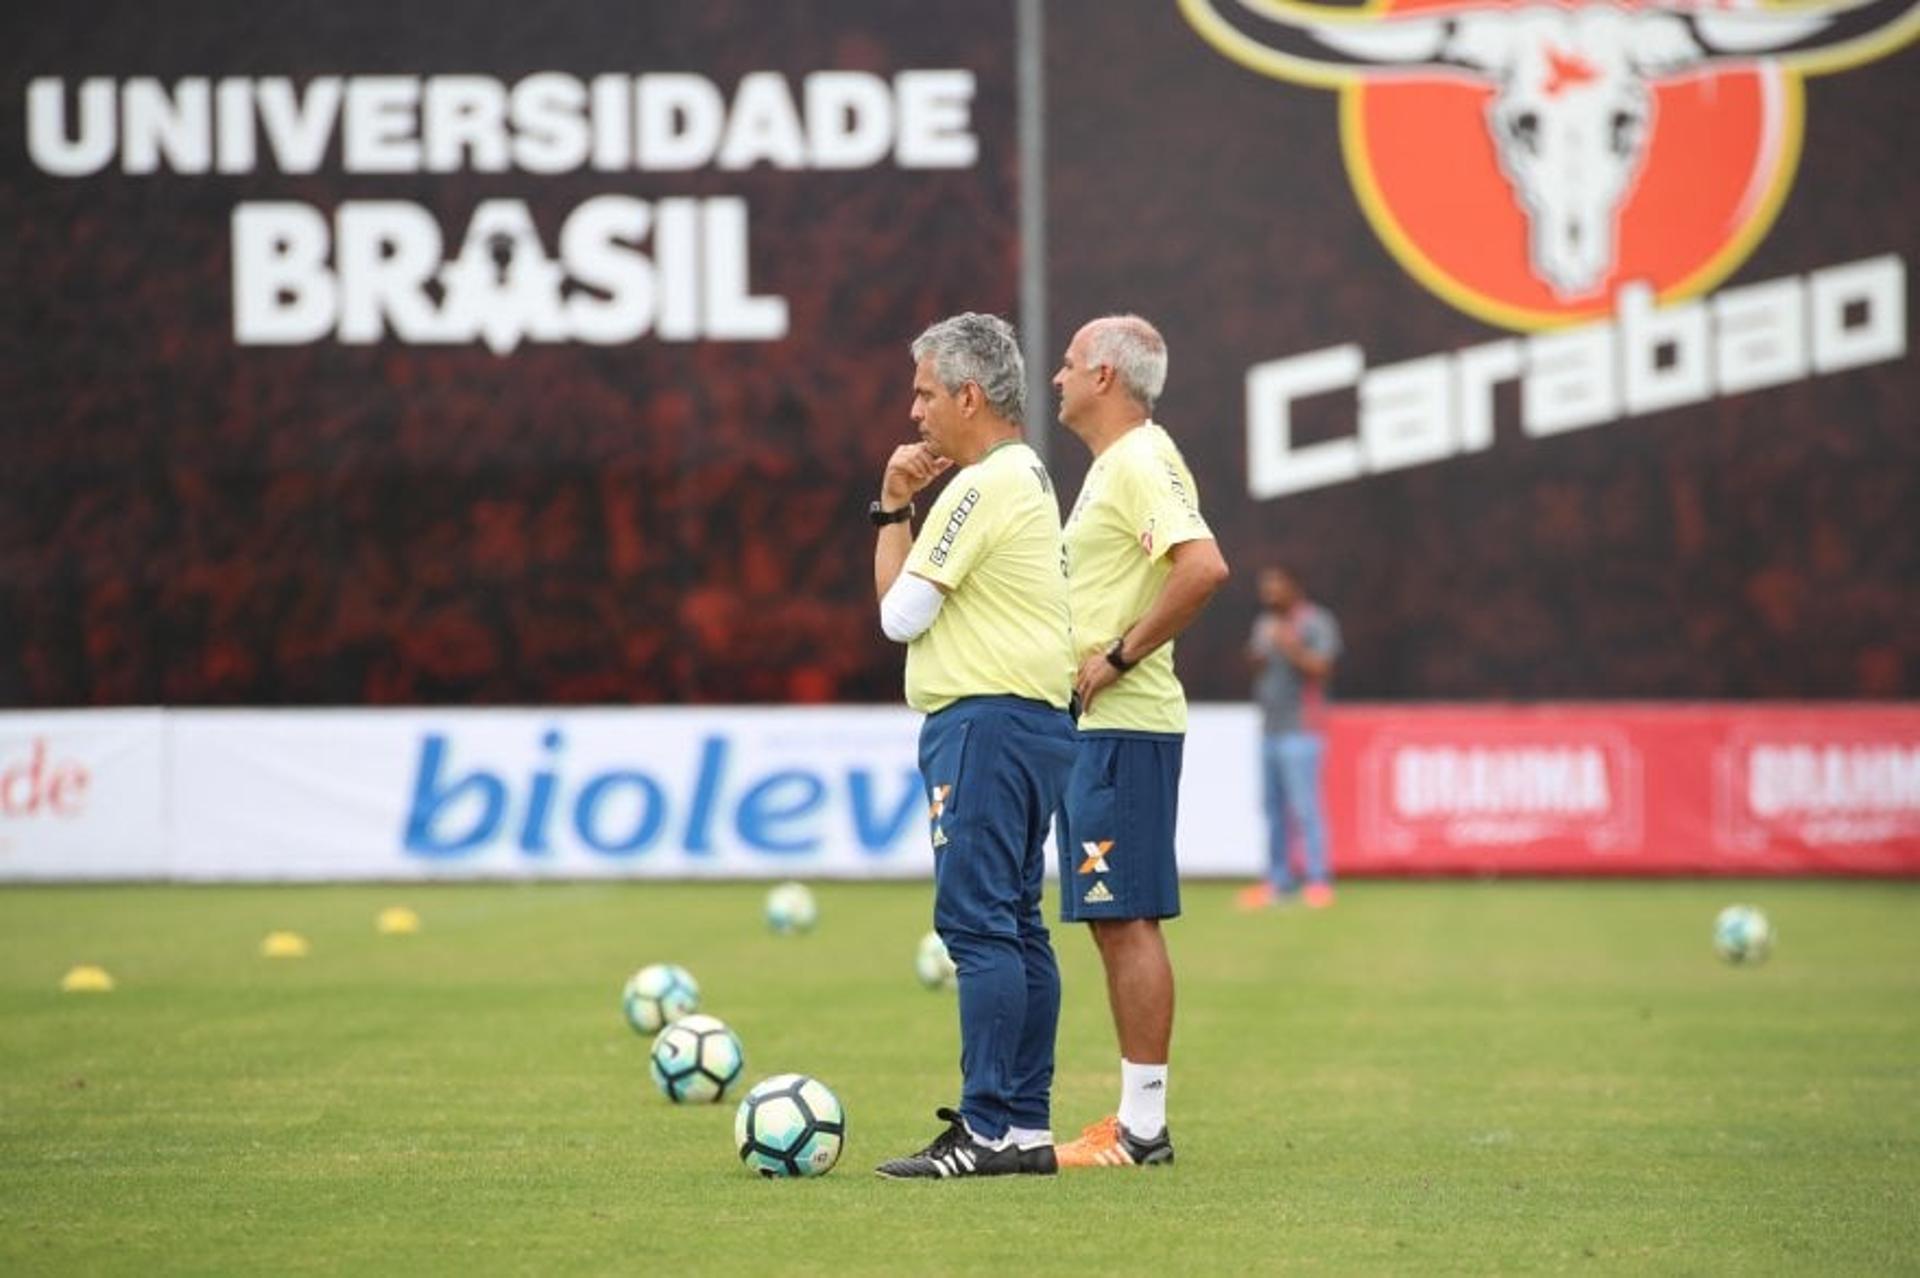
left=1328, top=704, right=1920, bottom=875
left=0, top=712, right=167, bottom=879
left=1045, top=0, right=1919, bottom=704
left=3, top=1, right=1015, bottom=708
left=7, top=2, right=1916, bottom=715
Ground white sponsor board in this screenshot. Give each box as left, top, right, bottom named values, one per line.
left=1180, top=706, right=1265, bottom=875
left=0, top=711, right=168, bottom=879
left=0, top=705, right=1265, bottom=881
left=172, top=707, right=932, bottom=880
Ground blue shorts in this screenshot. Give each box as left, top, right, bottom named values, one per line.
left=1055, top=731, right=1184, bottom=922
left=919, top=696, right=1076, bottom=938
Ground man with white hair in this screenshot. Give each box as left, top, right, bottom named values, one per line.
left=1050, top=314, right=1230, bottom=1168
left=872, top=312, right=1078, bottom=1179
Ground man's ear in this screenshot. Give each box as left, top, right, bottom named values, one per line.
left=957, top=381, right=983, bottom=417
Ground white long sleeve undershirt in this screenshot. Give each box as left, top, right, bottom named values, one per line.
left=880, top=572, right=946, bottom=643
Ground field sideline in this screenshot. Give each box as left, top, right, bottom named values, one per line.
left=2, top=881, right=1916, bottom=1275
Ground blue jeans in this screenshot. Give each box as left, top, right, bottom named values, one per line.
left=1261, top=731, right=1331, bottom=892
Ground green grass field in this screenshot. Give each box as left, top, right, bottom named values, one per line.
left=2, top=881, right=1916, bottom=1275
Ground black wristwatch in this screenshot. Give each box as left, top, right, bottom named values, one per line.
left=1105, top=637, right=1136, bottom=672
left=869, top=500, right=914, bottom=526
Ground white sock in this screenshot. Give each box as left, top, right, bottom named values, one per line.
left=1003, top=1125, right=1052, bottom=1150
left=1117, top=1059, right=1168, bottom=1139
left=961, top=1117, right=999, bottom=1147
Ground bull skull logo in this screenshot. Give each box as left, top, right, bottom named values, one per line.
left=1183, top=0, right=1919, bottom=314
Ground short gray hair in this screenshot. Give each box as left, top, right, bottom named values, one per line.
left=910, top=312, right=1026, bottom=425
left=1085, top=314, right=1168, bottom=412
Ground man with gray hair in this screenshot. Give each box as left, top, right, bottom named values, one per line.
left=871, top=312, right=1078, bottom=1178
left=1049, top=314, right=1229, bottom=1168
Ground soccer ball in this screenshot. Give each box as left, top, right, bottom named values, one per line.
left=623, top=963, right=699, bottom=1035
left=765, top=881, right=818, bottom=934
left=650, top=1014, right=745, bottom=1103
left=915, top=930, right=957, bottom=990
left=735, top=1074, right=846, bottom=1177
left=1714, top=905, right=1774, bottom=965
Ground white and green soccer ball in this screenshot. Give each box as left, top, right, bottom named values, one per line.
left=1714, top=905, right=1774, bottom=965
left=623, top=963, right=699, bottom=1035
left=650, top=1014, right=745, bottom=1103
left=765, top=881, right=818, bottom=935
left=915, top=930, right=957, bottom=990
left=735, top=1074, right=845, bottom=1178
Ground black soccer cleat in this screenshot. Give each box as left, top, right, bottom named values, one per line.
left=874, top=1107, right=1058, bottom=1179
left=1120, top=1123, right=1175, bottom=1166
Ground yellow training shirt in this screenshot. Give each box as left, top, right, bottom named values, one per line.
left=903, top=440, right=1074, bottom=714
left=1065, top=421, right=1214, bottom=733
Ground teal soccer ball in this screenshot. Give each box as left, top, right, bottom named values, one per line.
left=650, top=1014, right=745, bottom=1103
left=915, top=930, right=957, bottom=990
left=623, top=963, right=699, bottom=1035
left=735, top=1074, right=845, bottom=1177
left=764, top=881, right=818, bottom=934
left=1713, top=905, right=1774, bottom=965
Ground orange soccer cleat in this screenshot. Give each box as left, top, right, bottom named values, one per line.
left=1302, top=883, right=1336, bottom=909
left=1234, top=881, right=1278, bottom=912
left=1054, top=1115, right=1175, bottom=1168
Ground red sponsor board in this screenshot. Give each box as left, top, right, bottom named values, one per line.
left=1327, top=705, right=1920, bottom=876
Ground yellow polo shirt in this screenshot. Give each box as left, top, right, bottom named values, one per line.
left=903, top=440, right=1074, bottom=714
left=1065, top=421, right=1213, bottom=733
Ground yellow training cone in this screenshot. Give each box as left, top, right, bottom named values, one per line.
left=260, top=931, right=311, bottom=958
left=376, top=906, right=421, bottom=935
left=60, top=965, right=115, bottom=993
